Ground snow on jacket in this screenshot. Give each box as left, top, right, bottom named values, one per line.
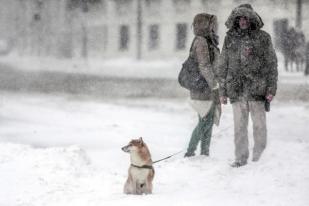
left=217, top=4, right=278, bottom=103
left=189, top=13, right=220, bottom=101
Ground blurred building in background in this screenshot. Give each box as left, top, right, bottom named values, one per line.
left=0, top=0, right=308, bottom=60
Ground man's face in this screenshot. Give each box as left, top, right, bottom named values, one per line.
left=239, top=16, right=249, bottom=30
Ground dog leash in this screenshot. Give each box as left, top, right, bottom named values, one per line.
left=153, top=150, right=184, bottom=164
left=151, top=125, right=232, bottom=164
left=130, top=150, right=184, bottom=169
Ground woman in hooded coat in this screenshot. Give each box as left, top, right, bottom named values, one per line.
left=184, top=13, right=221, bottom=157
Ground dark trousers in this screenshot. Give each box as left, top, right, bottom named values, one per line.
left=186, top=104, right=215, bottom=155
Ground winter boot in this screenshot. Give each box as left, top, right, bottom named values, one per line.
left=184, top=152, right=195, bottom=157
left=252, top=156, right=260, bottom=162
left=230, top=160, right=247, bottom=168
left=200, top=150, right=209, bottom=156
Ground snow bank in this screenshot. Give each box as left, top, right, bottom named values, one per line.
left=0, top=93, right=308, bottom=206
left=0, top=55, right=181, bottom=79
left=0, top=143, right=93, bottom=206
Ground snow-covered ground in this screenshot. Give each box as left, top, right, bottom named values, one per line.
left=2, top=53, right=308, bottom=82
left=0, top=92, right=308, bottom=206
left=0, top=55, right=181, bottom=79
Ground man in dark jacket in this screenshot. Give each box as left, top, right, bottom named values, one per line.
left=217, top=4, right=278, bottom=167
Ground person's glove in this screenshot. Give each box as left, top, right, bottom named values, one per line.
left=220, top=96, right=228, bottom=105
left=266, top=94, right=274, bottom=102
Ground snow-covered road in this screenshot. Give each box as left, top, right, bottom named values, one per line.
left=0, top=93, right=308, bottom=206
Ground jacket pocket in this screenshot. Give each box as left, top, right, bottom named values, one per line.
left=250, top=78, right=267, bottom=96
left=226, top=76, right=240, bottom=99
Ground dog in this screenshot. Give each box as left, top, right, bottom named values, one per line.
left=121, top=137, right=155, bottom=195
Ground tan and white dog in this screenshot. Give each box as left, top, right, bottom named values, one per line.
left=121, top=137, right=155, bottom=195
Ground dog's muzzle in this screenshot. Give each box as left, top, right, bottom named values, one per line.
left=122, top=146, right=130, bottom=153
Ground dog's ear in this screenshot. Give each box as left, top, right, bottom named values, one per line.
left=139, top=137, right=144, bottom=146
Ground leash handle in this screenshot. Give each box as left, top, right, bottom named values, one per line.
left=153, top=150, right=184, bottom=164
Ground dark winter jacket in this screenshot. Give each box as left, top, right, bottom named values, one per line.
left=305, top=42, right=309, bottom=76
left=217, top=4, right=278, bottom=103
left=190, top=13, right=220, bottom=101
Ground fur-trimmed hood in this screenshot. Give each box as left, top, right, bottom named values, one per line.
left=225, top=4, right=264, bottom=30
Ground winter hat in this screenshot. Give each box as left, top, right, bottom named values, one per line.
left=225, top=4, right=264, bottom=30
left=193, top=13, right=218, bottom=37
left=238, top=4, right=253, bottom=10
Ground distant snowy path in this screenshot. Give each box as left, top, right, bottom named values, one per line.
left=0, top=93, right=308, bottom=206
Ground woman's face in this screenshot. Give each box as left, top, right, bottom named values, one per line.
left=239, top=16, right=250, bottom=30
left=193, top=19, right=207, bottom=35
left=209, top=17, right=218, bottom=33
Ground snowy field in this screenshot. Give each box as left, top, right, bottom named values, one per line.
left=0, top=55, right=181, bottom=79
left=0, top=92, right=308, bottom=206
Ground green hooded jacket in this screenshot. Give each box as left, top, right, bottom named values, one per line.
left=217, top=4, right=278, bottom=103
